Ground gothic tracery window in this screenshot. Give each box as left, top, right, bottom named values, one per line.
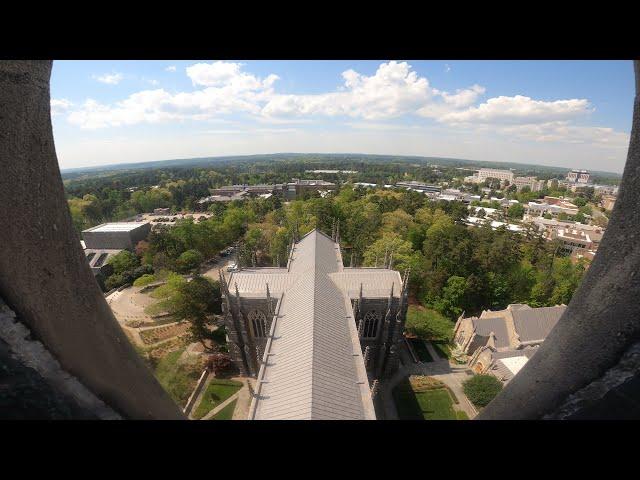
left=249, top=309, right=267, bottom=338
left=362, top=310, right=380, bottom=338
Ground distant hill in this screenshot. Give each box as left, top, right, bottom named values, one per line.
left=60, top=153, right=622, bottom=181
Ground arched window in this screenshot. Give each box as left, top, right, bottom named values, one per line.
left=248, top=309, right=267, bottom=338
left=362, top=310, right=380, bottom=338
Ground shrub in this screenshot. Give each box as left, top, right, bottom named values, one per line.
left=133, top=273, right=156, bottom=287
left=463, top=374, right=503, bottom=407
left=105, top=273, right=125, bottom=291
left=133, top=264, right=153, bottom=278
left=206, top=353, right=234, bottom=378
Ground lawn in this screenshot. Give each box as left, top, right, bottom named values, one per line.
left=210, top=399, right=237, bottom=420
left=408, top=338, right=433, bottom=362
left=152, top=348, right=204, bottom=407
left=394, top=378, right=460, bottom=420
left=192, top=379, right=243, bottom=419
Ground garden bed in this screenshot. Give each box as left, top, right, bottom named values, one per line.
left=139, top=322, right=190, bottom=345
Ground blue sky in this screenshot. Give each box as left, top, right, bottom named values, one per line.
left=50, top=60, right=634, bottom=172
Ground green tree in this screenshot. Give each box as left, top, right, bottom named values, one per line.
left=405, top=306, right=455, bottom=343
left=167, top=276, right=222, bottom=349
left=177, top=249, right=204, bottom=272
left=507, top=203, right=525, bottom=219
left=107, top=250, right=139, bottom=275
left=463, top=374, right=503, bottom=407
left=433, top=276, right=468, bottom=318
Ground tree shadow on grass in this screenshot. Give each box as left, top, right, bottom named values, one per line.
left=392, top=377, right=424, bottom=420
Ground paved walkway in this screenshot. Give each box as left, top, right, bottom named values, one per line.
left=391, top=339, right=478, bottom=419
left=201, top=390, right=241, bottom=420
left=190, top=376, right=253, bottom=420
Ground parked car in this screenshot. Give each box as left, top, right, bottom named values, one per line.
left=226, top=263, right=238, bottom=272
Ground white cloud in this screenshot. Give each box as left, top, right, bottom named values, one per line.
left=496, top=121, right=629, bottom=148
left=262, top=61, right=435, bottom=120
left=92, top=72, right=124, bottom=85
left=69, top=62, right=281, bottom=129
left=60, top=60, right=627, bottom=157
left=445, top=64, right=451, bottom=73
left=50, top=98, right=73, bottom=116
left=165, top=65, right=177, bottom=72
left=438, top=95, right=592, bottom=125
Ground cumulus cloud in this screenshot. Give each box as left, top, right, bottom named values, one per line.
left=438, top=95, right=592, bottom=125
left=165, top=65, right=177, bottom=72
left=262, top=61, right=434, bottom=119
left=92, top=72, right=124, bottom=85
left=60, top=60, right=626, bottom=152
left=50, top=98, right=73, bottom=116
left=496, top=121, right=629, bottom=148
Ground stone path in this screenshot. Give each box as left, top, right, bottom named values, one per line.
left=232, top=378, right=255, bottom=420
left=190, top=376, right=253, bottom=420
left=201, top=391, right=241, bottom=420
left=389, top=339, right=478, bottom=419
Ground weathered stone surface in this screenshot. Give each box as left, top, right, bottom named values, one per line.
left=479, top=60, right=640, bottom=420
left=0, top=61, right=183, bottom=419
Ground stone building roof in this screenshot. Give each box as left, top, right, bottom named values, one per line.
left=245, top=229, right=383, bottom=420
left=472, top=316, right=510, bottom=348
left=512, top=305, right=566, bottom=343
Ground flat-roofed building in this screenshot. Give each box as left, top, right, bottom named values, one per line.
left=396, top=181, right=441, bottom=194
left=525, top=198, right=579, bottom=218
left=285, top=179, right=336, bottom=199
left=465, top=168, right=515, bottom=184
left=82, top=222, right=151, bottom=251
left=512, top=176, right=545, bottom=192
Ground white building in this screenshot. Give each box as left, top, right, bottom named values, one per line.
left=465, top=168, right=515, bottom=184
left=512, top=176, right=545, bottom=192
left=566, top=169, right=590, bottom=184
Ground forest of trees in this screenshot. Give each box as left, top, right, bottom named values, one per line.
left=66, top=158, right=595, bottom=345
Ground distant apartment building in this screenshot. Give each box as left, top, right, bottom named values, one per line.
left=566, top=169, right=590, bottom=184
left=512, top=176, right=545, bottom=192
left=453, top=304, right=566, bottom=383
left=464, top=168, right=514, bottom=184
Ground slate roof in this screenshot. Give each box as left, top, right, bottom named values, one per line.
left=249, top=229, right=376, bottom=420
left=472, top=316, right=510, bottom=349
left=512, top=305, right=566, bottom=343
